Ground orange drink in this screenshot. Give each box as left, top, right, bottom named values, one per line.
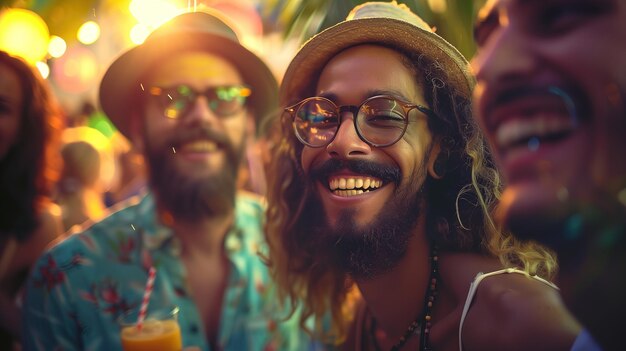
left=121, top=319, right=182, bottom=351
left=119, top=306, right=182, bottom=351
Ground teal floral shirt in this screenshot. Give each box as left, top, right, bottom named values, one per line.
left=22, top=193, right=317, bottom=351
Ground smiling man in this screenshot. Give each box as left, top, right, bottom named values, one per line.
left=472, top=0, right=626, bottom=349
left=265, top=2, right=580, bottom=350
left=22, top=11, right=312, bottom=351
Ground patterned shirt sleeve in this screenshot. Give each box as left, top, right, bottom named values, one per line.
left=22, top=251, right=81, bottom=351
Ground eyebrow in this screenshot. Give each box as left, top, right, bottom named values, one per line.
left=317, top=89, right=413, bottom=103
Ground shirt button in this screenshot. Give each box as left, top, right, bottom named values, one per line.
left=190, top=324, right=199, bottom=334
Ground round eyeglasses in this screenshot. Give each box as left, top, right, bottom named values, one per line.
left=285, top=95, right=436, bottom=148
left=148, top=84, right=251, bottom=119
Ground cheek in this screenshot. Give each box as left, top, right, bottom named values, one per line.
left=400, top=132, right=433, bottom=177
left=141, top=109, right=175, bottom=148
left=224, top=115, right=247, bottom=145
left=405, top=123, right=433, bottom=157
left=0, top=115, right=21, bottom=150
left=4, top=112, right=20, bottom=133
left=300, top=146, right=318, bottom=172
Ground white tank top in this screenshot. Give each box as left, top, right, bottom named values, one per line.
left=458, top=268, right=559, bottom=351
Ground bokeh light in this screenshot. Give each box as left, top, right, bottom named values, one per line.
left=52, top=45, right=98, bottom=93
left=48, top=35, right=67, bottom=58
left=0, top=8, right=50, bottom=64
left=77, top=20, right=101, bottom=45
left=35, top=61, right=50, bottom=79
left=129, top=23, right=151, bottom=45
left=129, top=0, right=181, bottom=28
left=428, top=0, right=448, bottom=14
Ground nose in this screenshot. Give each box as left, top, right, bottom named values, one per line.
left=325, top=113, right=371, bottom=158
left=181, top=95, right=220, bottom=127
left=472, top=20, right=537, bottom=89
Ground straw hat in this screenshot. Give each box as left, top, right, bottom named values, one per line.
left=280, top=1, right=473, bottom=106
left=99, top=10, right=278, bottom=140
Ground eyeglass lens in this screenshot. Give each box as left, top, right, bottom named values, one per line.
left=293, top=96, right=409, bottom=147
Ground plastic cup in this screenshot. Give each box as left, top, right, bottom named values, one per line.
left=119, top=306, right=182, bottom=351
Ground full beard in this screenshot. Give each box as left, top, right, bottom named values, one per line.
left=144, top=126, right=245, bottom=222
left=303, top=159, right=427, bottom=280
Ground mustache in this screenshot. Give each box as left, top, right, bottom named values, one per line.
left=309, top=158, right=401, bottom=185
left=488, top=85, right=584, bottom=124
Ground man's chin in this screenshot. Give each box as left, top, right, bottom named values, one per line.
left=325, top=215, right=369, bottom=237
left=498, top=185, right=574, bottom=249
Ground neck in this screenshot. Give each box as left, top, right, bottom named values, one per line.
left=165, top=209, right=235, bottom=258
left=355, top=217, right=431, bottom=343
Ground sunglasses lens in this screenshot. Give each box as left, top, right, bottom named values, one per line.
left=357, top=97, right=408, bottom=146
left=293, top=98, right=338, bottom=147
left=209, top=86, right=250, bottom=116
left=156, top=85, right=192, bottom=119
left=152, top=85, right=250, bottom=119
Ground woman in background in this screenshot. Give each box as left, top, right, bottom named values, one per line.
left=0, top=51, right=63, bottom=350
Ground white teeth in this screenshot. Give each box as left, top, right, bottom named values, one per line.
left=333, top=189, right=371, bottom=197
left=355, top=178, right=364, bottom=188
left=328, top=176, right=382, bottom=192
left=346, top=178, right=355, bottom=189
left=180, top=140, right=218, bottom=152
left=363, top=178, right=371, bottom=189
left=496, top=116, right=575, bottom=148
left=339, top=178, right=347, bottom=189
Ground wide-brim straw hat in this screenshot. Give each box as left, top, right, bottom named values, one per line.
left=99, top=10, right=278, bottom=140
left=280, top=1, right=473, bottom=106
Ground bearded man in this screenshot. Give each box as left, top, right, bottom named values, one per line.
left=265, top=2, right=581, bottom=350
left=22, top=11, right=311, bottom=351
left=472, top=0, right=626, bottom=349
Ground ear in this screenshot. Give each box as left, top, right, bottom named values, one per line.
left=427, top=138, right=444, bottom=179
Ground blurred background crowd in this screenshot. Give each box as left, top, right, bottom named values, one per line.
left=0, top=0, right=487, bottom=211
left=1, top=1, right=485, bottom=349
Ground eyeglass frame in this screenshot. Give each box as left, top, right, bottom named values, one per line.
left=147, top=84, right=251, bottom=119
left=285, top=94, right=437, bottom=148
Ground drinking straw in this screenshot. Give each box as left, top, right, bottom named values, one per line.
left=137, top=266, right=157, bottom=331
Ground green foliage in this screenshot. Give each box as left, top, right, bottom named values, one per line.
left=271, top=0, right=489, bottom=59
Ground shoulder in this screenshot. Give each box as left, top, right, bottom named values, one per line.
left=461, top=268, right=581, bottom=350
left=12, top=202, right=63, bottom=272
left=438, top=252, right=504, bottom=299
left=43, top=199, right=140, bottom=259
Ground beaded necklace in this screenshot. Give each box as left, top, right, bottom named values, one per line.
left=369, top=245, right=439, bottom=351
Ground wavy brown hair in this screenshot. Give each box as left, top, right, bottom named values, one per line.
left=0, top=51, right=62, bottom=242
left=264, top=44, right=557, bottom=342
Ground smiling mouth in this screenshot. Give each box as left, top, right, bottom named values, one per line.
left=488, top=87, right=580, bottom=151
left=496, top=116, right=575, bottom=150
left=178, top=140, right=219, bottom=153
left=328, top=176, right=383, bottom=197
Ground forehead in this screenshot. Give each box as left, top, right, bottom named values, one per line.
left=317, top=44, right=424, bottom=101
left=147, top=51, right=243, bottom=87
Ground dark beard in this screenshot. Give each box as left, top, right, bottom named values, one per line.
left=304, top=158, right=427, bottom=280
left=144, top=125, right=244, bottom=222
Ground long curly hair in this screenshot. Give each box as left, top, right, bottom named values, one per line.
left=0, top=51, right=62, bottom=242
left=264, top=44, right=557, bottom=342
